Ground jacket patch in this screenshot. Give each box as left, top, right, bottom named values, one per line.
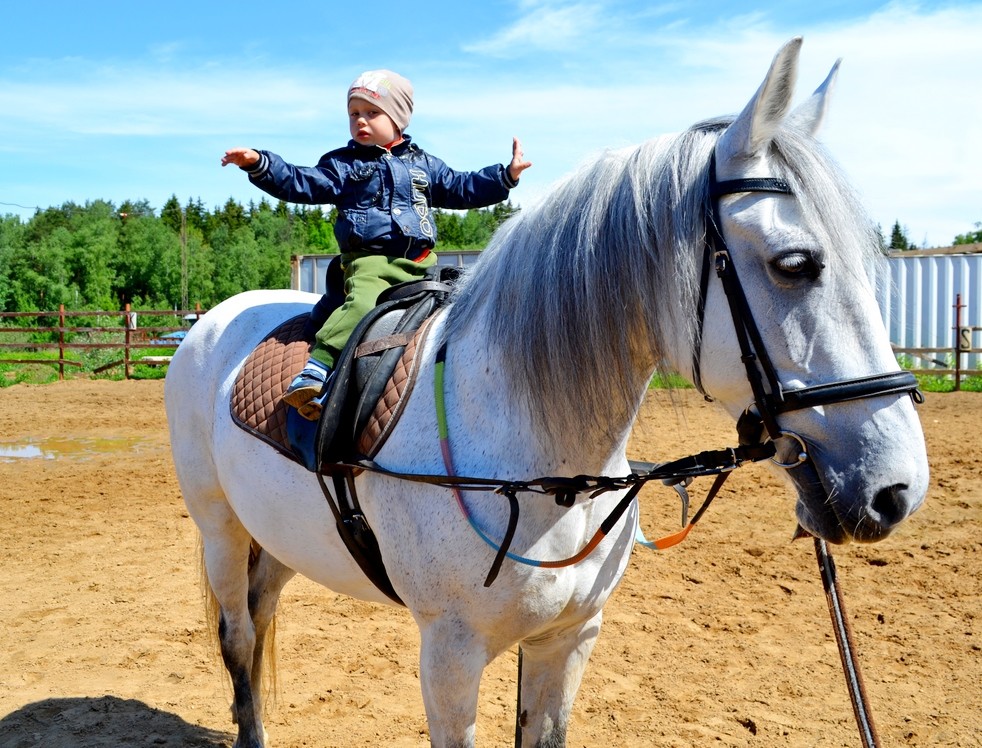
left=410, top=167, right=434, bottom=240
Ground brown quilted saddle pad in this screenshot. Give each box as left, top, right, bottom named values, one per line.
left=230, top=313, right=434, bottom=463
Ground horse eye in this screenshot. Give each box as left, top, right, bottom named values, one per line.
left=772, top=251, right=823, bottom=280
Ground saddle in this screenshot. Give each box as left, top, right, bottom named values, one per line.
left=230, top=265, right=457, bottom=469
left=229, top=266, right=458, bottom=606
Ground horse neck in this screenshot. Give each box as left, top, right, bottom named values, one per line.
left=445, top=279, right=657, bottom=470
left=439, top=321, right=641, bottom=476
left=444, top=134, right=706, bottom=464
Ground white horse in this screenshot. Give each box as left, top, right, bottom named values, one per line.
left=165, top=38, right=929, bottom=747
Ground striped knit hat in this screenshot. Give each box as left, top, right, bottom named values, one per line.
left=347, top=70, right=414, bottom=132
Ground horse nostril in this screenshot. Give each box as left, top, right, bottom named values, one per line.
left=871, top=483, right=910, bottom=528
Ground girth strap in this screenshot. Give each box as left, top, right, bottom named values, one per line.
left=317, top=466, right=404, bottom=606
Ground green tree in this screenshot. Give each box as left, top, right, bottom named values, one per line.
left=249, top=208, right=300, bottom=289
left=5, top=224, right=72, bottom=309
left=492, top=199, right=519, bottom=225
left=114, top=210, right=181, bottom=306
left=63, top=200, right=118, bottom=309
left=0, top=215, right=26, bottom=311
left=459, top=209, right=497, bottom=248
left=888, top=220, right=913, bottom=250
left=297, top=206, right=338, bottom=253
left=953, top=222, right=982, bottom=245
left=184, top=228, right=215, bottom=308
left=433, top=209, right=465, bottom=247
left=160, top=195, right=183, bottom=233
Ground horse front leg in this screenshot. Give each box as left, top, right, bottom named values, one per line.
left=418, top=617, right=488, bottom=748
left=515, top=611, right=603, bottom=748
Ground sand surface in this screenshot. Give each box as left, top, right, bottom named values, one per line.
left=0, top=380, right=978, bottom=746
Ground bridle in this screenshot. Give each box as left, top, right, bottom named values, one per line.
left=686, top=154, right=922, bottom=747
left=691, top=153, right=922, bottom=453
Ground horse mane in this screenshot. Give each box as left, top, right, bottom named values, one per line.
left=443, top=116, right=882, bottom=446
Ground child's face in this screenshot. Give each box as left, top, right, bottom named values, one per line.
left=348, top=99, right=400, bottom=146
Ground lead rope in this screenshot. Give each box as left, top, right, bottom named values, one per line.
left=814, top=537, right=881, bottom=747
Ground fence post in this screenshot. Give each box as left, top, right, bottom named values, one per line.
left=124, top=303, right=133, bottom=380
left=953, top=294, right=964, bottom=391
left=58, top=304, right=66, bottom=381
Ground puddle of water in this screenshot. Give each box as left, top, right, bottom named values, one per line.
left=0, top=444, right=47, bottom=460
left=0, top=436, right=149, bottom=461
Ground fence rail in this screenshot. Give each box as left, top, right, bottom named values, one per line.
left=0, top=301, right=977, bottom=387
left=0, top=304, right=204, bottom=380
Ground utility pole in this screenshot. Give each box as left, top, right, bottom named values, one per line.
left=180, top=205, right=189, bottom=312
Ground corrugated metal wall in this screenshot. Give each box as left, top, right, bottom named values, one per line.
left=877, top=248, right=982, bottom=370
left=292, top=251, right=482, bottom=295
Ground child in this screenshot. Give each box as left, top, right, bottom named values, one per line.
left=223, top=69, right=531, bottom=420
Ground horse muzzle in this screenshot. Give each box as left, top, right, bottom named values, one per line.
left=782, top=425, right=929, bottom=544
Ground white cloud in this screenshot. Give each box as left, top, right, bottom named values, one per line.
left=463, top=2, right=605, bottom=54
left=445, top=2, right=982, bottom=246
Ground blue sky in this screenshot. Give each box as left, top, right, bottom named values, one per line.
left=1, top=0, right=979, bottom=247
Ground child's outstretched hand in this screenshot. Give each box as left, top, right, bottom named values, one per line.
left=508, top=137, right=532, bottom=183
left=221, top=147, right=260, bottom=168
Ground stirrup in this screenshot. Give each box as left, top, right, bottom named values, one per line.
left=282, top=370, right=328, bottom=410
left=296, top=390, right=328, bottom=421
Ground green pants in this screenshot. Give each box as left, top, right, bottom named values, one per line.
left=310, top=250, right=437, bottom=369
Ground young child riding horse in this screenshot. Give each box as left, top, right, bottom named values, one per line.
left=222, top=69, right=532, bottom=419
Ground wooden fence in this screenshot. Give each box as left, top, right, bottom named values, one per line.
left=0, top=304, right=205, bottom=380
left=892, top=293, right=981, bottom=390
left=0, top=300, right=977, bottom=387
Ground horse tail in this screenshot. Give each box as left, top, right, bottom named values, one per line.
left=197, top=535, right=222, bottom=659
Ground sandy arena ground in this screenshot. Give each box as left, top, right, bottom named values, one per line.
left=0, top=379, right=978, bottom=747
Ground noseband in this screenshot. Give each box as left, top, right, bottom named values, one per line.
left=691, top=154, right=922, bottom=452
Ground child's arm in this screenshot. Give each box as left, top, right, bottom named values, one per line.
left=508, top=137, right=532, bottom=183
left=221, top=147, right=261, bottom=168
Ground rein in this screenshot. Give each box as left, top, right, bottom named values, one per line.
left=432, top=342, right=776, bottom=585
left=815, top=537, right=881, bottom=748
left=354, top=340, right=776, bottom=586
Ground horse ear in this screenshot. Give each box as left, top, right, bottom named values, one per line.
left=786, top=58, right=841, bottom=137
left=716, top=36, right=803, bottom=163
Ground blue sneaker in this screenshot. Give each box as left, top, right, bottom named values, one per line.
left=282, top=361, right=331, bottom=420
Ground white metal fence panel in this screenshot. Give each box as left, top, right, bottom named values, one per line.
left=877, top=250, right=982, bottom=370
left=292, top=251, right=482, bottom=295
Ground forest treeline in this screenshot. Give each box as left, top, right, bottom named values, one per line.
left=2, top=195, right=977, bottom=314
left=0, top=195, right=517, bottom=313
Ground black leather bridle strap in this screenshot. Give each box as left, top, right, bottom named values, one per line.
left=770, top=371, right=924, bottom=414
left=700, top=155, right=794, bottom=437
left=692, top=157, right=794, bottom=398
left=697, top=153, right=922, bottom=441
left=712, top=177, right=793, bottom=197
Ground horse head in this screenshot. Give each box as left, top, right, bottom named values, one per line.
left=696, top=37, right=929, bottom=543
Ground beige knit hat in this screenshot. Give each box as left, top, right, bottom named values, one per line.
left=347, top=70, right=414, bottom=132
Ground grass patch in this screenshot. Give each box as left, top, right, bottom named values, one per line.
left=897, top=353, right=982, bottom=393
left=649, top=371, right=695, bottom=390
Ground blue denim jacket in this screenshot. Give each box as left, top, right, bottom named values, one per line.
left=245, top=136, right=516, bottom=254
